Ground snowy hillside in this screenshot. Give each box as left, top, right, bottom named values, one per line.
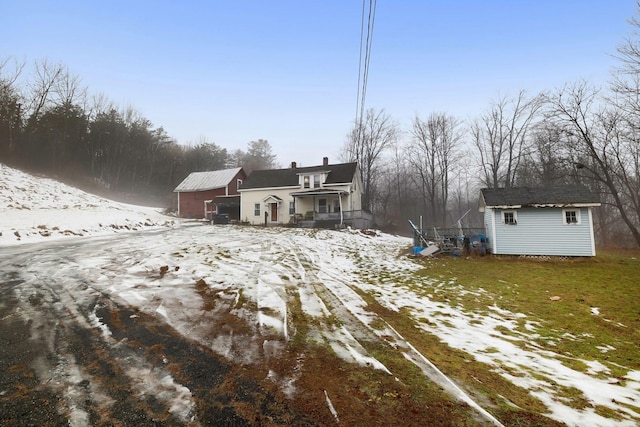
left=0, top=163, right=176, bottom=245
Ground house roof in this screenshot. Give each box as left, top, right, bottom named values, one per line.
left=174, top=168, right=243, bottom=192
left=239, top=162, right=358, bottom=190
left=481, top=185, right=601, bottom=208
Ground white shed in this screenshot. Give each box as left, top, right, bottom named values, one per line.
left=480, top=185, right=601, bottom=256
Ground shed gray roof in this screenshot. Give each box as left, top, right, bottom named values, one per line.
left=240, top=162, right=358, bottom=190
left=481, top=185, right=601, bottom=208
left=174, top=168, right=243, bottom=192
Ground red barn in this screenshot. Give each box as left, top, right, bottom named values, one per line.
left=173, top=168, right=246, bottom=219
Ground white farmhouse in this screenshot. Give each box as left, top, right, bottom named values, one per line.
left=238, top=158, right=371, bottom=228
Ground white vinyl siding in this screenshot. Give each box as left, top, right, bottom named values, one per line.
left=491, top=207, right=595, bottom=256
left=484, top=208, right=496, bottom=253
left=240, top=188, right=296, bottom=225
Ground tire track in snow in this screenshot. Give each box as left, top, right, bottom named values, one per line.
left=1, top=244, right=199, bottom=425
left=294, top=233, right=505, bottom=427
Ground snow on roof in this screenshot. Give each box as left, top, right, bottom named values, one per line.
left=481, top=185, right=601, bottom=208
left=173, top=168, right=243, bottom=192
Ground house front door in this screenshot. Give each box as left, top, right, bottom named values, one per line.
left=270, top=203, right=278, bottom=222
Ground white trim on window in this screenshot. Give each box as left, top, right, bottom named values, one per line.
left=503, top=210, right=517, bottom=225
left=563, top=208, right=581, bottom=225
left=254, top=203, right=261, bottom=216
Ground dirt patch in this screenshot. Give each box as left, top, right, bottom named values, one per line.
left=0, top=286, right=69, bottom=426
left=96, top=301, right=320, bottom=426
left=195, top=278, right=218, bottom=311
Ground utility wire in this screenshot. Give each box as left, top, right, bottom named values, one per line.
left=355, top=0, right=366, bottom=125
left=355, top=0, right=377, bottom=148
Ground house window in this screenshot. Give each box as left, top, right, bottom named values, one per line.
left=314, top=174, right=321, bottom=188
left=318, top=198, right=327, bottom=213
left=254, top=203, right=261, bottom=216
left=333, top=199, right=340, bottom=213
left=563, top=209, right=580, bottom=225
left=289, top=201, right=295, bottom=215
left=303, top=175, right=310, bottom=188
left=503, top=211, right=517, bottom=225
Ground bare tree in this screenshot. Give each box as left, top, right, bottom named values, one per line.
left=471, top=90, right=544, bottom=188
left=0, top=57, right=25, bottom=157
left=516, top=122, right=569, bottom=186
left=343, top=108, right=399, bottom=211
left=408, top=112, right=463, bottom=226
left=548, top=81, right=640, bottom=246
left=53, top=68, right=86, bottom=108
left=25, top=59, right=65, bottom=124
left=374, top=139, right=414, bottom=229
left=610, top=4, right=640, bottom=122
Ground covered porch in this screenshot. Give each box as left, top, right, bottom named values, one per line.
left=290, top=189, right=373, bottom=228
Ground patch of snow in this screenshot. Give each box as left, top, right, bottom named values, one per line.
left=591, top=307, right=600, bottom=315
left=324, top=389, right=340, bottom=423
left=596, top=344, right=617, bottom=353
left=88, top=306, right=112, bottom=339
left=584, top=360, right=611, bottom=376
left=0, top=163, right=176, bottom=246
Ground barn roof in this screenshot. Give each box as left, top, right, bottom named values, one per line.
left=239, top=162, right=357, bottom=190
left=173, top=168, right=243, bottom=192
left=480, top=185, right=601, bottom=208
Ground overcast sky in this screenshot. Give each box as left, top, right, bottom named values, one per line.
left=2, top=0, right=637, bottom=167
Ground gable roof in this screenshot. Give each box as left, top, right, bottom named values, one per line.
left=174, top=167, right=243, bottom=192
left=239, top=162, right=358, bottom=190
left=481, top=185, right=601, bottom=208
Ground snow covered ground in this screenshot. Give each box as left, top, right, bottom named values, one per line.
left=0, top=163, right=176, bottom=245
left=1, top=163, right=639, bottom=426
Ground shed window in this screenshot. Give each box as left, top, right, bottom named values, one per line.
left=503, top=211, right=517, bottom=225
left=254, top=203, right=261, bottom=216
left=563, top=209, right=580, bottom=225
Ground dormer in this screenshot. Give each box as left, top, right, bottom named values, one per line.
left=299, top=172, right=327, bottom=189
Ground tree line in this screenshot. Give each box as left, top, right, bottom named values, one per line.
left=343, top=7, right=640, bottom=247
left=0, top=59, right=277, bottom=204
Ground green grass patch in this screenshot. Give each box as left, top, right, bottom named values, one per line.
left=353, top=290, right=556, bottom=424
left=413, top=249, right=640, bottom=372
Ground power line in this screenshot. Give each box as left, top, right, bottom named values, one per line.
left=355, top=0, right=377, bottom=135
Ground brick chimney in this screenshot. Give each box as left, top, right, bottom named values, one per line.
left=291, top=161, right=297, bottom=169
left=323, top=157, right=329, bottom=166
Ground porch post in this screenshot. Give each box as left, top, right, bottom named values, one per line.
left=339, top=193, right=344, bottom=225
